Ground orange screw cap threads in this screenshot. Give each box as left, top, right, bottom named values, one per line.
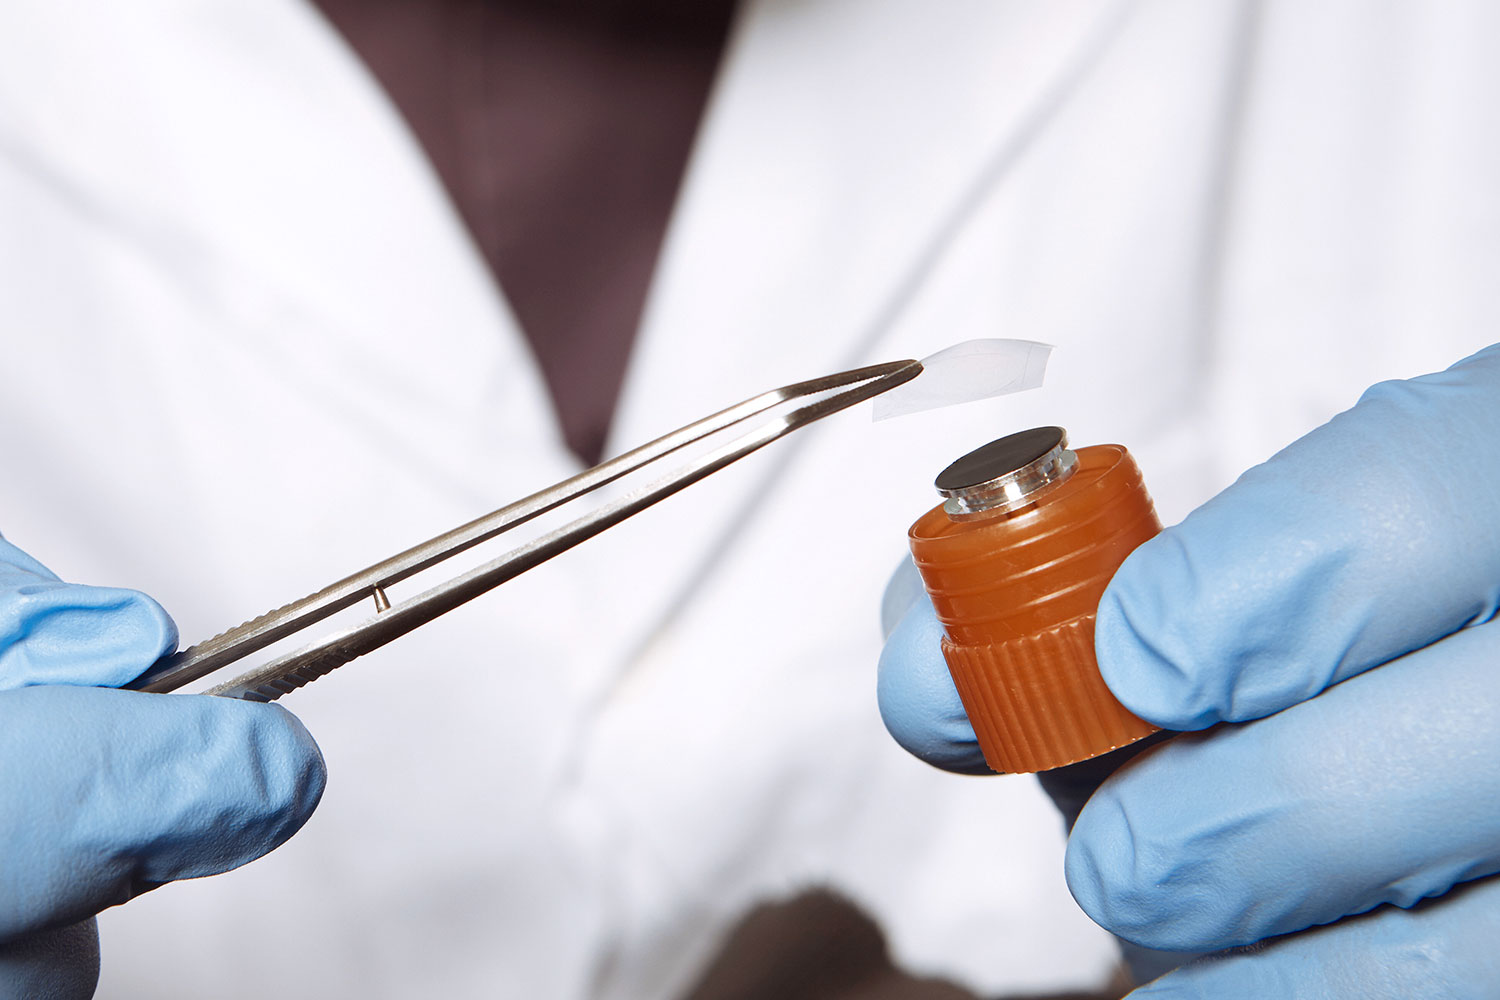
left=908, top=427, right=1161, bottom=773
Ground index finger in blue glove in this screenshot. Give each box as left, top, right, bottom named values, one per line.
left=0, top=536, right=325, bottom=943
left=0, top=536, right=177, bottom=690
left=1068, top=616, right=1500, bottom=953
left=1096, top=344, right=1500, bottom=730
left=0, top=685, right=325, bottom=940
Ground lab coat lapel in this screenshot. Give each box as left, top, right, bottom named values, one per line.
left=0, top=0, right=569, bottom=501
left=600, top=0, right=1127, bottom=622
left=616, top=0, right=1128, bottom=430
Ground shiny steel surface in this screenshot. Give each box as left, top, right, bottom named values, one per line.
left=128, top=359, right=921, bottom=701
left=937, top=426, right=1078, bottom=520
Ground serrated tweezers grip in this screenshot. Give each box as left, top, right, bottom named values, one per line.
left=209, top=643, right=361, bottom=703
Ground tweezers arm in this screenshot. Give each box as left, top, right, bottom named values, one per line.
left=127, top=384, right=801, bottom=694
left=135, top=358, right=921, bottom=700
left=206, top=419, right=789, bottom=700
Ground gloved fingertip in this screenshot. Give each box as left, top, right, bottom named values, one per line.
left=0, top=686, right=324, bottom=937
left=133, top=695, right=327, bottom=884
left=1066, top=772, right=1242, bottom=954
left=879, top=556, right=926, bottom=641
left=239, top=701, right=328, bottom=840
left=1095, top=537, right=1226, bottom=732
left=0, top=583, right=179, bottom=690
left=116, top=588, right=180, bottom=673
left=877, top=597, right=991, bottom=774
left=1062, top=793, right=1121, bottom=925
left=1065, top=789, right=1179, bottom=950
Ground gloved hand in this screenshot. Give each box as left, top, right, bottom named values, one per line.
left=0, top=536, right=325, bottom=998
left=878, top=343, right=1500, bottom=997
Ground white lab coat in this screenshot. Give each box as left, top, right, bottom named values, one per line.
left=1, top=1, right=1496, bottom=997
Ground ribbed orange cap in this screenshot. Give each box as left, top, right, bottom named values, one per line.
left=909, top=442, right=1161, bottom=773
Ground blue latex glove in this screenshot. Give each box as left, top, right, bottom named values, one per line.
left=0, top=536, right=325, bottom=998
left=879, top=343, right=1500, bottom=997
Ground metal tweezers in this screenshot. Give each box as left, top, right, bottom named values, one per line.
left=126, top=359, right=921, bottom=702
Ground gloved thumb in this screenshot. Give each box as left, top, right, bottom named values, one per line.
left=0, top=536, right=177, bottom=690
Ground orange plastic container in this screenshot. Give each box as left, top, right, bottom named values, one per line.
left=908, top=428, right=1161, bottom=773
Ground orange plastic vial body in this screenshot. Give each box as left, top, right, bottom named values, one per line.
left=909, top=443, right=1162, bottom=773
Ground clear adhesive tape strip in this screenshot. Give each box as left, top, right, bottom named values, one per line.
left=871, top=339, right=1052, bottom=421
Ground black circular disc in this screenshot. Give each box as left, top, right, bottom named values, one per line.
left=935, top=426, right=1066, bottom=492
